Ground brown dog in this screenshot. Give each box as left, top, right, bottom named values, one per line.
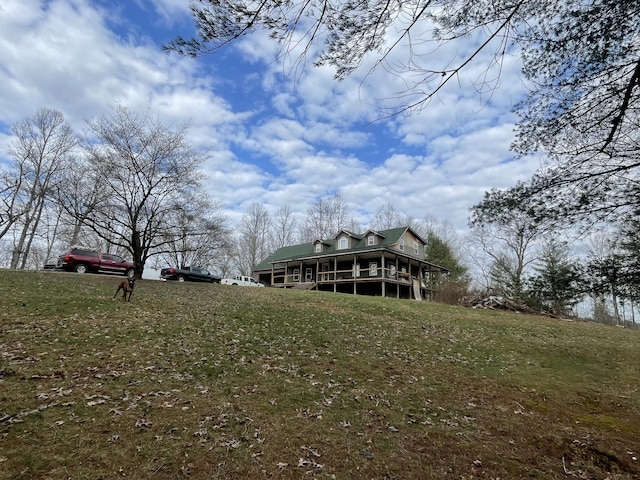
left=113, top=278, right=135, bottom=302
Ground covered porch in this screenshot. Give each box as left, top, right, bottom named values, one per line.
left=257, top=250, right=445, bottom=300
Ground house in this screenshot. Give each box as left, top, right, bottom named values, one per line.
left=253, top=226, right=449, bottom=300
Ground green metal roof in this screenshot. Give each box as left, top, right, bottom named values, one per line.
left=254, top=226, right=432, bottom=271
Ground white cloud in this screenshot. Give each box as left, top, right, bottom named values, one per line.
left=143, top=0, right=191, bottom=23
left=0, top=0, right=542, bottom=238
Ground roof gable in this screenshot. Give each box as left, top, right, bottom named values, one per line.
left=335, top=229, right=363, bottom=241
left=254, top=226, right=426, bottom=271
left=362, top=229, right=386, bottom=239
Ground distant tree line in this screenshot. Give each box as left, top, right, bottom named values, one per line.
left=0, top=105, right=229, bottom=278
left=2, top=107, right=638, bottom=326
left=469, top=185, right=640, bottom=326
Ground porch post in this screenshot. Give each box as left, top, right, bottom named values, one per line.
left=409, top=261, right=413, bottom=299
left=396, top=257, right=399, bottom=298
left=381, top=253, right=386, bottom=298
left=353, top=255, right=357, bottom=294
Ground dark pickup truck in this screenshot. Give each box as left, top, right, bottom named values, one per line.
left=160, top=266, right=220, bottom=283
left=57, top=247, right=135, bottom=277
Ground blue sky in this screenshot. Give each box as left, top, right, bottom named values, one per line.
left=0, top=0, right=542, bottom=234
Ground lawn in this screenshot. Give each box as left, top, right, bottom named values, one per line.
left=1, top=270, right=639, bottom=479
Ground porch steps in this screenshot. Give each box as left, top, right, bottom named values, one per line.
left=292, top=282, right=316, bottom=290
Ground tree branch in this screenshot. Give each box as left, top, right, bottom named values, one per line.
left=602, top=59, right=640, bottom=152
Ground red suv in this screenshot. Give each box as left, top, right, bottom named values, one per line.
left=57, top=247, right=135, bottom=277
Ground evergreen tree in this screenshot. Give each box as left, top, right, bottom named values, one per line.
left=488, top=253, right=521, bottom=299
left=424, top=231, right=469, bottom=284
left=424, top=231, right=470, bottom=303
left=618, top=213, right=640, bottom=303
left=602, top=217, right=640, bottom=322
left=585, top=252, right=625, bottom=324
left=526, top=241, right=583, bottom=316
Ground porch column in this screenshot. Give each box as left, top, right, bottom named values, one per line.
left=409, top=261, right=414, bottom=299
left=396, top=257, right=400, bottom=298
left=381, top=253, right=386, bottom=298
left=353, top=255, right=357, bottom=295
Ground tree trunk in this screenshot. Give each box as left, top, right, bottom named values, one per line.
left=19, top=194, right=46, bottom=269
left=70, top=217, right=85, bottom=246
left=610, top=282, right=620, bottom=325
left=11, top=211, right=33, bottom=269
left=44, top=208, right=63, bottom=264
left=131, top=230, right=143, bottom=279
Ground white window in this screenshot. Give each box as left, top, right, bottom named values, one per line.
left=368, top=235, right=375, bottom=246
left=399, top=239, right=405, bottom=251
left=355, top=264, right=361, bottom=277
left=293, top=268, right=300, bottom=282
left=369, top=262, right=377, bottom=276
left=305, top=268, right=313, bottom=281
left=338, top=237, right=348, bottom=249
left=414, top=242, right=419, bottom=255
left=315, top=243, right=322, bottom=253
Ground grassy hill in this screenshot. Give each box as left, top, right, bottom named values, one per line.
left=1, top=270, right=639, bottom=479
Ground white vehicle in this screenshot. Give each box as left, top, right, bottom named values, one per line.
left=220, top=275, right=265, bottom=287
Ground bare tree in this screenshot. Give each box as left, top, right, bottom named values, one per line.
left=300, top=192, right=352, bottom=242
left=81, top=104, right=214, bottom=277
left=413, top=214, right=465, bottom=263
left=235, top=202, right=272, bottom=275
left=7, top=109, right=76, bottom=269
left=0, top=169, right=24, bottom=241
left=215, top=249, right=237, bottom=279
left=38, top=201, right=65, bottom=267
left=53, top=155, right=109, bottom=246
left=583, top=233, right=633, bottom=324
left=370, top=202, right=406, bottom=231
left=159, top=197, right=229, bottom=271
left=469, top=182, right=553, bottom=299
left=269, top=204, right=298, bottom=251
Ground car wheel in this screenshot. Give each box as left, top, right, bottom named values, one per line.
left=232, top=283, right=238, bottom=286
left=75, top=264, right=88, bottom=274
left=177, top=275, right=185, bottom=282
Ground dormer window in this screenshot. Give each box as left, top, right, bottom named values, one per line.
left=315, top=243, right=322, bottom=253
left=338, top=237, right=348, bottom=249
left=368, top=235, right=375, bottom=246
